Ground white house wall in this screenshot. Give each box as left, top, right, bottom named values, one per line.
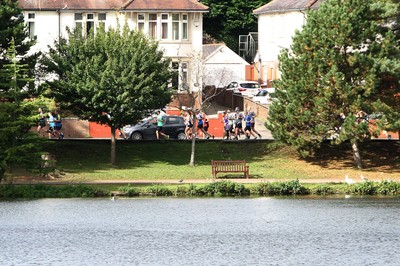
left=258, top=11, right=305, bottom=80
left=23, top=10, right=204, bottom=90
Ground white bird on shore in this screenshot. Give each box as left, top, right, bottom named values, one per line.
left=360, top=174, right=368, bottom=182
left=345, top=175, right=356, bottom=185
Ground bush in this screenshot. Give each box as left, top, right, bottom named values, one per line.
left=313, top=185, right=334, bottom=195
left=201, top=181, right=250, bottom=196
left=351, top=181, right=377, bottom=195
left=145, top=185, right=173, bottom=196
left=0, top=184, right=107, bottom=198
left=252, top=180, right=309, bottom=196
left=118, top=184, right=140, bottom=197
left=377, top=180, right=400, bottom=195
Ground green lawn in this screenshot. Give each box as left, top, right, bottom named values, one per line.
left=38, top=139, right=400, bottom=183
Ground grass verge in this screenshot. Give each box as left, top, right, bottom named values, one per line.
left=9, top=139, right=400, bottom=183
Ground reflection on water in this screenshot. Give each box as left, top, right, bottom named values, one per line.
left=1, top=197, right=400, bottom=265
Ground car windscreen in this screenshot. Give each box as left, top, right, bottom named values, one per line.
left=240, top=83, right=260, bottom=89
left=256, top=90, right=268, bottom=96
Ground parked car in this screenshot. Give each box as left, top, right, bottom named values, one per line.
left=226, top=80, right=261, bottom=95
left=123, top=115, right=186, bottom=140
left=251, top=88, right=276, bottom=104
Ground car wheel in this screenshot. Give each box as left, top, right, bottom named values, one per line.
left=177, top=132, right=186, bottom=140
left=131, top=132, right=143, bottom=140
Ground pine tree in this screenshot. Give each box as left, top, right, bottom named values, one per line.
left=0, top=0, right=37, bottom=94
left=0, top=38, right=43, bottom=181
left=267, top=0, right=400, bottom=169
left=41, top=24, right=173, bottom=165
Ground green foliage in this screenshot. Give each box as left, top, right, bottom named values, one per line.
left=118, top=184, right=140, bottom=196
left=40, top=24, right=173, bottom=130
left=0, top=38, right=45, bottom=182
left=200, top=0, right=269, bottom=52
left=251, top=180, right=309, bottom=196
left=202, top=181, right=250, bottom=196
left=313, top=185, right=334, bottom=195
left=145, top=185, right=174, bottom=196
left=0, top=184, right=107, bottom=198
left=377, top=180, right=400, bottom=195
left=351, top=181, right=378, bottom=195
left=267, top=0, right=400, bottom=167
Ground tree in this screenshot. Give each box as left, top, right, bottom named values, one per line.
left=266, top=0, right=400, bottom=169
left=173, top=51, right=225, bottom=166
left=200, top=0, right=269, bottom=52
left=40, top=24, right=173, bottom=165
left=0, top=38, right=43, bottom=182
left=0, top=0, right=37, bottom=95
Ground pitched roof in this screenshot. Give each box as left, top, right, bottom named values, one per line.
left=203, top=44, right=224, bottom=60
left=254, top=0, right=325, bottom=15
left=18, top=0, right=208, bottom=11
left=124, top=0, right=208, bottom=11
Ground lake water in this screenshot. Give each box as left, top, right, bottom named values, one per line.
left=1, top=196, right=400, bottom=266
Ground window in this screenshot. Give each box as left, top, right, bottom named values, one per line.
left=98, top=13, right=106, bottom=28
left=149, top=14, right=157, bottom=38
left=172, top=62, right=179, bottom=89
left=182, top=62, right=188, bottom=86
left=27, top=13, right=35, bottom=39
left=161, top=14, right=168, bottom=39
left=137, top=14, right=145, bottom=31
left=172, top=62, right=189, bottom=91
left=182, top=14, right=188, bottom=40
left=86, top=14, right=94, bottom=35
left=75, top=13, right=83, bottom=32
left=172, top=14, right=180, bottom=40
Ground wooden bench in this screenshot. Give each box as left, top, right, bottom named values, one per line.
left=211, top=160, right=250, bottom=179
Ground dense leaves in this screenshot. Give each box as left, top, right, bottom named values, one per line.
left=40, top=24, right=173, bottom=164
left=267, top=0, right=400, bottom=168
left=200, top=0, right=269, bottom=52
left=0, top=39, right=44, bottom=181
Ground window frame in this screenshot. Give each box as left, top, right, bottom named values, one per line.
left=149, top=13, right=158, bottom=39
left=27, top=12, right=36, bottom=39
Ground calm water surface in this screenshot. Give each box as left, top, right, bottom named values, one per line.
left=1, top=197, right=400, bottom=266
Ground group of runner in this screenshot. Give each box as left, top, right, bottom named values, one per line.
left=222, top=107, right=262, bottom=140
left=37, top=108, right=64, bottom=139
left=183, top=109, right=214, bottom=140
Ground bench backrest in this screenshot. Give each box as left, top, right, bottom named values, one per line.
left=212, top=160, right=247, bottom=171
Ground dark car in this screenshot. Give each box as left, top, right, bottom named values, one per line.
left=122, top=115, right=186, bottom=140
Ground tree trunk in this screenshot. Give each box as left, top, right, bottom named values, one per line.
left=111, top=127, right=116, bottom=166
left=351, top=140, right=363, bottom=169
left=189, top=117, right=197, bottom=166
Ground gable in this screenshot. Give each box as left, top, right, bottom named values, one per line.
left=204, top=44, right=249, bottom=65
left=254, top=0, right=325, bottom=15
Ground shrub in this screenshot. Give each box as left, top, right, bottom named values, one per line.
left=201, top=181, right=250, bottom=196
left=377, top=180, right=400, bottom=195
left=118, top=184, right=140, bottom=197
left=252, top=180, right=309, bottom=196
left=145, top=185, right=173, bottom=196
left=313, top=185, right=334, bottom=195
left=0, top=184, right=106, bottom=198
left=351, top=181, right=377, bottom=195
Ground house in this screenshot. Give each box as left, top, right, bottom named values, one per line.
left=18, top=0, right=208, bottom=91
left=203, top=44, right=249, bottom=88
left=253, top=0, right=325, bottom=83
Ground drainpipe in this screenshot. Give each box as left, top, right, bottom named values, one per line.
left=57, top=9, right=61, bottom=38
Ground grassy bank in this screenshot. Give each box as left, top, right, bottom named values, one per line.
left=2, top=179, right=400, bottom=198
left=9, top=139, right=400, bottom=183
